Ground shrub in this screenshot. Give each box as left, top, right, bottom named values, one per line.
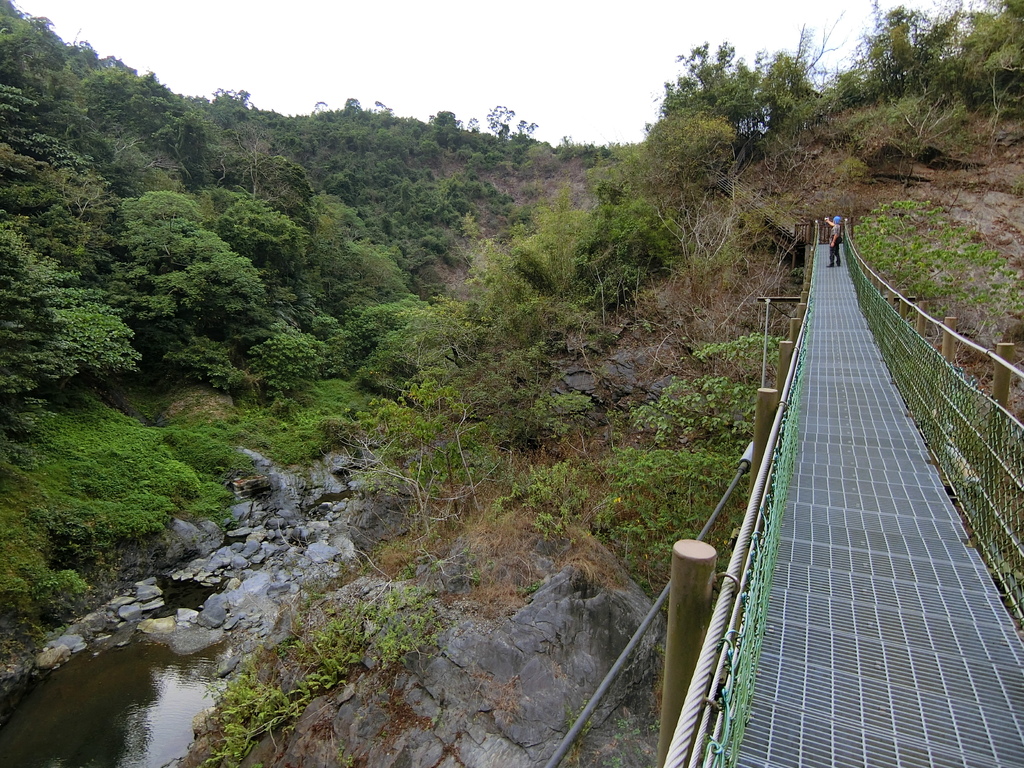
left=496, top=460, right=595, bottom=538
left=249, top=326, right=326, bottom=396
left=599, top=447, right=737, bottom=591
left=204, top=584, right=437, bottom=767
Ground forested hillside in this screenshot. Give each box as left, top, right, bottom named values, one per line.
left=0, top=0, right=611, bottom=623
left=2, top=0, right=1023, bottom=707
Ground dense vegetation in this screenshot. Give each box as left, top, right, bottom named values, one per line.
left=2, top=0, right=1023, bottom=636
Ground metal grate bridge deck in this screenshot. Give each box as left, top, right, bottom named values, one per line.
left=738, top=247, right=1024, bottom=768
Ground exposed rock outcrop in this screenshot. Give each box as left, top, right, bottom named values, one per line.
left=555, top=345, right=673, bottom=407
left=182, top=567, right=661, bottom=768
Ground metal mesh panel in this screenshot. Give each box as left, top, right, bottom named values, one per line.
left=847, top=238, right=1024, bottom=623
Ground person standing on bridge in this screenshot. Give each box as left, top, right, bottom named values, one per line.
left=828, top=215, right=842, bottom=267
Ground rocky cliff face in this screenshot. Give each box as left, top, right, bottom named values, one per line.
left=184, top=566, right=661, bottom=768
left=150, top=449, right=664, bottom=768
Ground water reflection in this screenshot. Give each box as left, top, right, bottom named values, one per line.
left=0, top=641, right=224, bottom=768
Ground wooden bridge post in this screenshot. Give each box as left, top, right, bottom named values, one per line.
left=657, top=539, right=718, bottom=768
left=788, top=317, right=801, bottom=344
left=751, top=387, right=780, bottom=481
left=900, top=296, right=915, bottom=322
left=776, top=340, right=795, bottom=392
left=994, top=343, right=1016, bottom=408
left=916, top=303, right=927, bottom=336
left=942, top=318, right=958, bottom=363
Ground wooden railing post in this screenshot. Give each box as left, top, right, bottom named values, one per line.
left=942, top=317, right=958, bottom=363
left=776, top=340, right=795, bottom=393
left=916, top=303, right=928, bottom=336
left=994, top=343, right=1016, bottom=408
left=788, top=317, right=801, bottom=344
left=751, top=388, right=780, bottom=481
left=657, top=539, right=718, bottom=768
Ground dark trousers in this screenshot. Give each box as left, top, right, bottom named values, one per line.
left=829, top=241, right=841, bottom=266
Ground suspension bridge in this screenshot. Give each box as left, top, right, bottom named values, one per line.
left=544, top=227, right=1024, bottom=768
left=661, top=236, right=1024, bottom=768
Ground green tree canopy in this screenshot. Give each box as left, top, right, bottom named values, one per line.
left=663, top=43, right=765, bottom=142
left=215, top=196, right=308, bottom=287
left=860, top=4, right=963, bottom=102
left=112, top=191, right=270, bottom=371
left=0, top=226, right=62, bottom=460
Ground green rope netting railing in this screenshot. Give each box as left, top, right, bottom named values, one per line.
left=846, top=234, right=1024, bottom=625
left=662, top=257, right=812, bottom=768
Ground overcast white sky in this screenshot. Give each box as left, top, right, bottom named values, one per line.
left=15, top=0, right=938, bottom=146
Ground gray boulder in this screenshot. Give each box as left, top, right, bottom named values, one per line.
left=165, top=518, right=224, bottom=562
left=197, top=593, right=229, bottom=629
left=136, top=583, right=163, bottom=601
left=51, top=634, right=87, bottom=654
left=67, top=610, right=109, bottom=639
left=348, top=492, right=412, bottom=552
left=117, top=604, right=142, bottom=623
left=305, top=542, right=341, bottom=564
left=240, top=539, right=261, bottom=558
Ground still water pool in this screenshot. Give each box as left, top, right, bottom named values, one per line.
left=0, top=640, right=225, bottom=768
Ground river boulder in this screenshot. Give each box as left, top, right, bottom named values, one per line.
left=164, top=518, right=225, bottom=563
left=35, top=646, right=71, bottom=671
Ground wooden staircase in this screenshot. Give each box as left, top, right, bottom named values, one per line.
left=714, top=174, right=812, bottom=264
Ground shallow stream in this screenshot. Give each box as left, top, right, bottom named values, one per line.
left=0, top=640, right=225, bottom=768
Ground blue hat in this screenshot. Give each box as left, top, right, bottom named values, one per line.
left=833, top=216, right=841, bottom=224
